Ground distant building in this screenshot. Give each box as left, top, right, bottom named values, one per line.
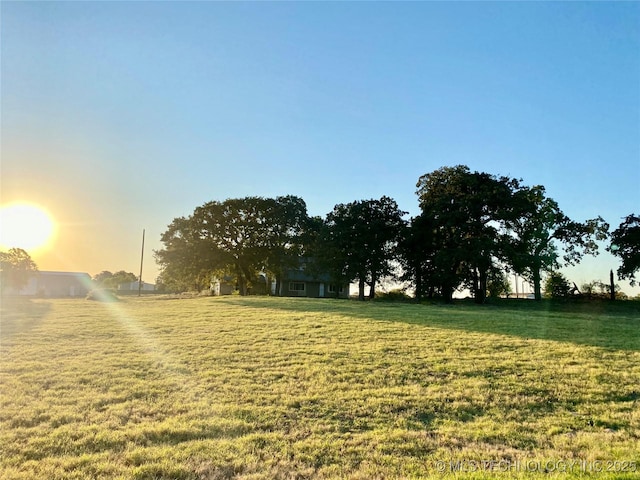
left=13, top=271, right=93, bottom=297
left=210, top=276, right=235, bottom=296
left=274, top=262, right=350, bottom=299
left=117, top=281, right=156, bottom=293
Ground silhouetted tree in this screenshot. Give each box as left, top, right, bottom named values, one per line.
left=399, top=214, right=434, bottom=302
left=504, top=185, right=609, bottom=300
left=93, top=270, right=138, bottom=289
left=608, top=214, right=640, bottom=286
left=415, top=165, right=519, bottom=303
left=323, top=197, right=406, bottom=300
left=261, top=195, right=312, bottom=295
left=155, top=215, right=217, bottom=292
left=0, top=248, right=38, bottom=294
left=155, top=196, right=310, bottom=295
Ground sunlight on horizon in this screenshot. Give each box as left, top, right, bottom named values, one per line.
left=0, top=202, right=57, bottom=253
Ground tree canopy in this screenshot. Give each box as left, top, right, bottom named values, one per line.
left=609, top=214, right=640, bottom=286
left=93, top=270, right=138, bottom=289
left=414, top=166, right=519, bottom=303
left=504, top=185, right=609, bottom=300
left=319, top=196, right=406, bottom=300
left=154, top=166, right=619, bottom=301
left=0, top=248, right=38, bottom=294
left=155, top=196, right=310, bottom=295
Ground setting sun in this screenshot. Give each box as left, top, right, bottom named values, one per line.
left=0, top=203, right=56, bottom=252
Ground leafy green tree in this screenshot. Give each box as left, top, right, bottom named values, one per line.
left=304, top=216, right=351, bottom=298
left=608, top=214, right=640, bottom=286
left=92, top=270, right=139, bottom=289
left=261, top=195, right=312, bottom=295
left=0, top=248, right=38, bottom=294
left=155, top=196, right=310, bottom=295
left=486, top=268, right=512, bottom=299
left=155, top=215, right=217, bottom=292
left=544, top=271, right=571, bottom=298
left=415, top=165, right=519, bottom=303
left=398, top=215, right=432, bottom=302
left=399, top=213, right=460, bottom=302
left=109, top=271, right=137, bottom=289
left=504, top=185, right=609, bottom=300
left=93, top=271, right=114, bottom=284
left=580, top=279, right=626, bottom=300
left=323, top=196, right=406, bottom=300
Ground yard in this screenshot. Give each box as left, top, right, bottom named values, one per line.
left=1, top=296, right=638, bottom=479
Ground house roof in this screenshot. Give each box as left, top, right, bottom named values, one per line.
left=38, top=271, right=92, bottom=278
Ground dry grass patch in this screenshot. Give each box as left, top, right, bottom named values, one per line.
left=1, top=296, right=638, bottom=479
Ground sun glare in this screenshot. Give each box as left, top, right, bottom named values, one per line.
left=0, top=203, right=56, bottom=252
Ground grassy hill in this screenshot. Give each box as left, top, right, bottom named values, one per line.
left=1, top=296, right=638, bottom=479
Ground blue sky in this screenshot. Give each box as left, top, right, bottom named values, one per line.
left=1, top=1, right=639, bottom=293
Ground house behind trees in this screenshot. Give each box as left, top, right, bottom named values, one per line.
left=275, top=268, right=349, bottom=298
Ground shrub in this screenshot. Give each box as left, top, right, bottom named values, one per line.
left=86, top=288, right=119, bottom=302
left=375, top=289, right=412, bottom=302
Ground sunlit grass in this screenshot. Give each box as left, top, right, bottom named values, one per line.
left=1, top=296, right=638, bottom=479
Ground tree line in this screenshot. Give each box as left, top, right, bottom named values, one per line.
left=154, top=165, right=638, bottom=302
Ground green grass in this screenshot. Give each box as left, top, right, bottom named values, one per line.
left=1, top=296, right=639, bottom=479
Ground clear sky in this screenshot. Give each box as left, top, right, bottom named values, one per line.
left=1, top=1, right=639, bottom=294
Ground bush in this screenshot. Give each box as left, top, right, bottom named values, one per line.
left=86, top=288, right=119, bottom=302
left=487, top=270, right=512, bottom=298
left=375, top=289, right=413, bottom=302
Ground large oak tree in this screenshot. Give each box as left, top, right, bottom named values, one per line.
left=415, top=165, right=518, bottom=303
left=322, top=196, right=406, bottom=300
left=504, top=185, right=609, bottom=300
left=155, top=196, right=310, bottom=295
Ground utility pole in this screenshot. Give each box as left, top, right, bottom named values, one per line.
left=138, top=229, right=145, bottom=297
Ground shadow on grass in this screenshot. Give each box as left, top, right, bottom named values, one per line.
left=221, top=296, right=640, bottom=352
left=0, top=297, right=52, bottom=345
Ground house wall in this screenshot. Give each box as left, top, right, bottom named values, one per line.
left=210, top=281, right=234, bottom=296
left=118, top=281, right=156, bottom=292
left=30, top=272, right=93, bottom=297
left=282, top=280, right=349, bottom=298
left=41, top=276, right=90, bottom=297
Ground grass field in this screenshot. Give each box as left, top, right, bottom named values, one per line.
left=1, top=296, right=639, bottom=479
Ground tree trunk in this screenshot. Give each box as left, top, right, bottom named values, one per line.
left=239, top=277, right=248, bottom=296
left=444, top=288, right=453, bottom=303
left=533, top=267, right=542, bottom=301
left=236, top=263, right=248, bottom=296
left=475, top=267, right=487, bottom=304
left=414, top=264, right=423, bottom=303
left=368, top=273, right=377, bottom=299
left=275, top=275, right=281, bottom=297
left=443, top=282, right=454, bottom=303
left=358, top=276, right=366, bottom=301
left=610, top=269, right=615, bottom=301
